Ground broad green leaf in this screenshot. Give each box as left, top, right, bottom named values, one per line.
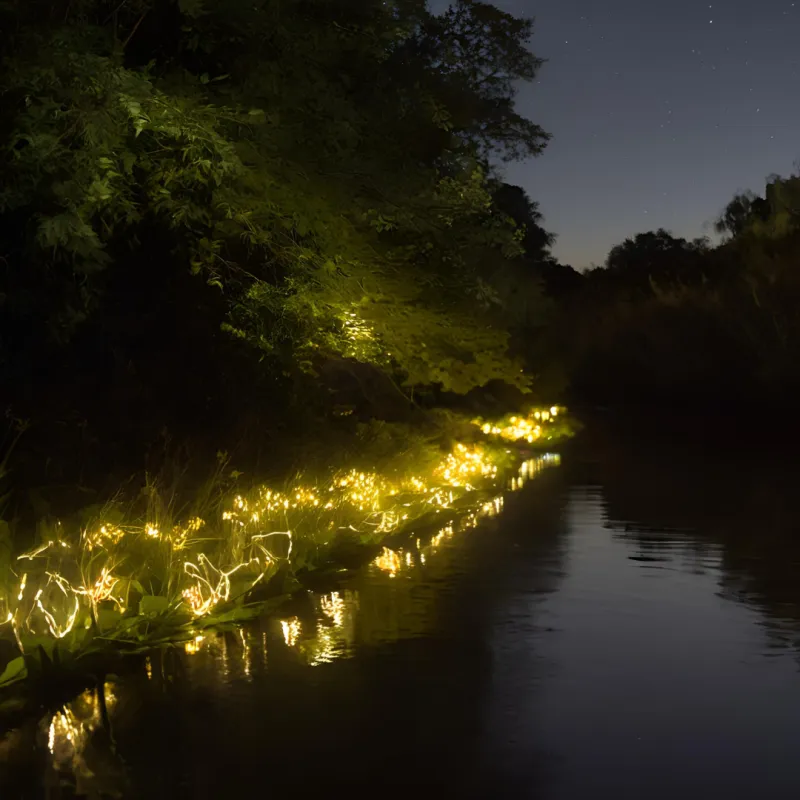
left=96, top=607, right=123, bottom=631
left=0, top=657, right=27, bottom=687
left=139, top=595, right=170, bottom=615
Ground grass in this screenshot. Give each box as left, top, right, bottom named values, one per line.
left=0, top=406, right=574, bottom=719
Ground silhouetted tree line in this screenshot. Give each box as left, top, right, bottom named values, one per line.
left=527, top=173, right=800, bottom=410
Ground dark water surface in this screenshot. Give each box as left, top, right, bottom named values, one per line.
left=5, top=426, right=800, bottom=799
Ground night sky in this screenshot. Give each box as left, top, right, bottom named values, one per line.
left=462, top=0, right=800, bottom=270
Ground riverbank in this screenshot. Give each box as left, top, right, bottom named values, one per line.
left=0, top=407, right=573, bottom=725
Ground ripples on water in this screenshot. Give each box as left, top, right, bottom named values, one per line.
left=5, top=439, right=800, bottom=798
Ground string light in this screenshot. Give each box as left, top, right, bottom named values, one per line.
left=281, top=617, right=302, bottom=647
left=0, top=416, right=566, bottom=674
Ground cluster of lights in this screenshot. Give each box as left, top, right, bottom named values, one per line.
left=172, top=516, right=206, bottom=551
left=432, top=443, right=498, bottom=488
left=279, top=590, right=358, bottom=667
left=85, top=523, right=127, bottom=551
left=175, top=446, right=550, bottom=679
left=281, top=617, right=302, bottom=647
left=74, top=567, right=124, bottom=615
left=371, top=455, right=558, bottom=579
left=320, top=591, right=345, bottom=628
left=0, top=429, right=565, bottom=673
left=182, top=552, right=262, bottom=617
left=373, top=546, right=402, bottom=578
left=476, top=406, right=563, bottom=444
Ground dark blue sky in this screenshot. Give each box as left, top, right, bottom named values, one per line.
left=458, top=0, right=800, bottom=269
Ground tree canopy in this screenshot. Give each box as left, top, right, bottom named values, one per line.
left=0, top=0, right=552, bottom=404
left=599, top=228, right=709, bottom=288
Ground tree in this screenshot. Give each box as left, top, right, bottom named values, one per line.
left=490, top=183, right=581, bottom=301
left=491, top=184, right=554, bottom=262
left=714, top=191, right=770, bottom=238
left=0, top=0, right=552, bottom=412
left=601, top=229, right=708, bottom=289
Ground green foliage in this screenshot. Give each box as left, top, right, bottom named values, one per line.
left=0, top=656, right=26, bottom=688
left=138, top=595, right=170, bottom=616
left=0, top=0, right=551, bottom=404
left=714, top=190, right=770, bottom=238
left=0, top=413, right=571, bottom=708
left=543, top=171, right=800, bottom=408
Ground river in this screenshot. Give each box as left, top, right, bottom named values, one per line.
left=4, top=422, right=800, bottom=799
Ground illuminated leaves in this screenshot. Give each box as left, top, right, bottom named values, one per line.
left=1, top=0, right=549, bottom=394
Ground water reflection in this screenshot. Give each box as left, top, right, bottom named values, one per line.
left=0, top=452, right=564, bottom=796
left=46, top=684, right=116, bottom=775
left=13, top=437, right=800, bottom=797
left=579, top=431, right=800, bottom=661
left=0, top=682, right=131, bottom=797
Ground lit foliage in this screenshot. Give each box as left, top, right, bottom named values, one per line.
left=29, top=451, right=559, bottom=781
left=472, top=405, right=566, bottom=444
left=0, top=409, right=564, bottom=670
left=0, top=0, right=549, bottom=395
left=281, top=454, right=560, bottom=669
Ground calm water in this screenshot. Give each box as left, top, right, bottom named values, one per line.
left=5, top=428, right=800, bottom=799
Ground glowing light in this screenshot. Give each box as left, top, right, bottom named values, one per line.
left=308, top=626, right=337, bottom=666
left=0, top=416, right=567, bottom=669
left=320, top=592, right=345, bottom=628
left=433, top=443, right=497, bottom=488
left=75, top=567, right=122, bottom=613
left=45, top=684, right=118, bottom=774
left=18, top=541, right=58, bottom=561
left=473, top=406, right=565, bottom=445
left=172, top=516, right=205, bottom=550
left=35, top=575, right=81, bottom=638
left=182, top=553, right=255, bottom=616
left=373, top=547, right=401, bottom=577
left=281, top=617, right=302, bottom=647
left=342, top=309, right=386, bottom=362
left=85, top=523, right=127, bottom=551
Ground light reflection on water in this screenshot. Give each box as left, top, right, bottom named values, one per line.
left=10, top=443, right=800, bottom=798
left=0, top=452, right=560, bottom=796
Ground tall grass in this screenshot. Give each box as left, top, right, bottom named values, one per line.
left=0, top=407, right=571, bottom=696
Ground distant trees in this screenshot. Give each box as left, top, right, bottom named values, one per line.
left=537, top=168, right=800, bottom=410
left=600, top=229, right=709, bottom=288
left=714, top=191, right=770, bottom=238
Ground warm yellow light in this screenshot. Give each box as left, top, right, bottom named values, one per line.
left=373, top=546, right=401, bottom=577
left=0, top=414, right=566, bottom=661
left=320, top=592, right=345, bottom=628
left=281, top=617, right=301, bottom=647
